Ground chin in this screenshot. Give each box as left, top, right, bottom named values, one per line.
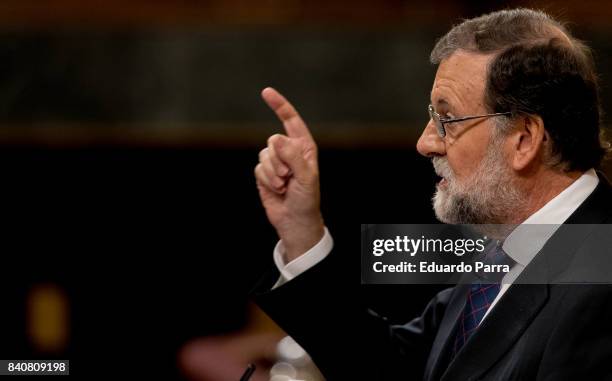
left=433, top=188, right=483, bottom=225
left=432, top=189, right=453, bottom=223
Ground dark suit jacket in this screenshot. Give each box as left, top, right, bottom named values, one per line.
left=254, top=175, right=612, bottom=380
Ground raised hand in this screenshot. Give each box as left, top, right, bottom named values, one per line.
left=255, top=87, right=325, bottom=262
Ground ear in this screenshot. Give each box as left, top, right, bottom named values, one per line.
left=509, top=114, right=546, bottom=171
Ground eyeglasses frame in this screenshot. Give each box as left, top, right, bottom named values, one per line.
left=428, top=104, right=512, bottom=138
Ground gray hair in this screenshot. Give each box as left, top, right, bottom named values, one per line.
left=430, top=8, right=571, bottom=64
left=430, top=8, right=608, bottom=171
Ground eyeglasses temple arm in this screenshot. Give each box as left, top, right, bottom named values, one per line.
left=440, top=112, right=511, bottom=124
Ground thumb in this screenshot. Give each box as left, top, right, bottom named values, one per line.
left=273, top=136, right=316, bottom=185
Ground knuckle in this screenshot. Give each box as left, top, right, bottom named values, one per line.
left=268, top=146, right=279, bottom=162
left=258, top=147, right=268, bottom=161
left=262, top=162, right=275, bottom=176
left=260, top=153, right=271, bottom=166
left=255, top=164, right=270, bottom=184
left=267, top=134, right=279, bottom=146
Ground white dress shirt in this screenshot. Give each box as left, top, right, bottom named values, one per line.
left=480, top=168, right=599, bottom=321
left=273, top=169, right=600, bottom=323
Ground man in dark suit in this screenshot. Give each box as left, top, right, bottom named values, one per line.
left=253, top=8, right=612, bottom=380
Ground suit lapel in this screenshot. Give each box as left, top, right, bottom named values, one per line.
left=423, top=283, right=470, bottom=381
left=437, top=218, right=602, bottom=380
left=440, top=284, right=548, bottom=381
left=435, top=174, right=611, bottom=380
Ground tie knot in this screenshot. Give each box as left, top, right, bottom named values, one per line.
left=486, top=241, right=511, bottom=265
left=476, top=240, right=515, bottom=282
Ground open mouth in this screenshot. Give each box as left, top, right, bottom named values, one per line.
left=435, top=174, right=448, bottom=188
left=432, top=158, right=450, bottom=188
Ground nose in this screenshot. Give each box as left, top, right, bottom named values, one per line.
left=416, top=120, right=446, bottom=157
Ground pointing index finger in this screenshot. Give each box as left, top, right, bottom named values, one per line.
left=261, top=87, right=314, bottom=141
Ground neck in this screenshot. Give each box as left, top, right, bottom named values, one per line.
left=506, top=167, right=583, bottom=224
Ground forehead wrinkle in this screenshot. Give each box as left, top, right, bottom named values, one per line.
left=431, top=78, right=469, bottom=112
left=432, top=51, right=492, bottom=113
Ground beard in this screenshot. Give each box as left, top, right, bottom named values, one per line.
left=432, top=137, right=524, bottom=225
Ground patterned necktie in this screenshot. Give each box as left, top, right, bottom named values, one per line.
left=451, top=241, right=514, bottom=357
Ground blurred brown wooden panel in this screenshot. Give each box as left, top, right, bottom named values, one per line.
left=0, top=122, right=419, bottom=148
left=0, top=0, right=607, bottom=29
left=0, top=0, right=460, bottom=29
left=0, top=1, right=608, bottom=29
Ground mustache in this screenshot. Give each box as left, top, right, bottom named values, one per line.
left=432, top=157, right=454, bottom=179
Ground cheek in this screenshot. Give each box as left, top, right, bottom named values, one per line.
left=446, top=122, right=493, bottom=179
left=446, top=138, right=491, bottom=179
left=446, top=152, right=481, bottom=180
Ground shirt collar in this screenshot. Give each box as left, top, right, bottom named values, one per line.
left=502, top=168, right=599, bottom=267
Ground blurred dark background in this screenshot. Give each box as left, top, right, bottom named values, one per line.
left=0, top=0, right=610, bottom=379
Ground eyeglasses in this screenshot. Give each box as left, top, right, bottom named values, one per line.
left=428, top=104, right=511, bottom=138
